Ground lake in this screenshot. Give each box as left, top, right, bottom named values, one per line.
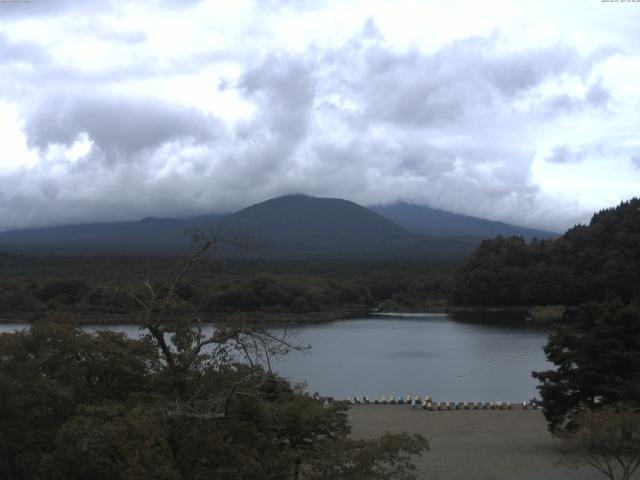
left=0, top=313, right=552, bottom=402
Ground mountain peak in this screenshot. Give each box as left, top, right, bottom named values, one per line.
left=0, top=195, right=555, bottom=258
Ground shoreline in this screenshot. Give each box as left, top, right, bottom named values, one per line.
left=0, top=305, right=565, bottom=325
left=0, top=308, right=370, bottom=326
left=375, top=304, right=566, bottom=323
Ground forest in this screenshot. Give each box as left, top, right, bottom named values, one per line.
left=452, top=198, right=640, bottom=307
left=0, top=255, right=454, bottom=323
left=2, top=200, right=639, bottom=324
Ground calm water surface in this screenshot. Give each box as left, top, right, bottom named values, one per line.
left=0, top=314, right=552, bottom=401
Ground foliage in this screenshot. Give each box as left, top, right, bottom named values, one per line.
left=565, top=408, right=640, bottom=480
left=0, top=240, right=429, bottom=480
left=532, top=301, right=640, bottom=433
left=452, top=198, right=640, bottom=306
left=0, top=322, right=159, bottom=479
left=304, top=433, right=429, bottom=480
left=0, top=254, right=454, bottom=320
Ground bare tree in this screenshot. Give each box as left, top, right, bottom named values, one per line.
left=102, top=228, right=305, bottom=415
left=565, top=407, right=640, bottom=480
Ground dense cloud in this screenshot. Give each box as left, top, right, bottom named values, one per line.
left=0, top=0, right=639, bottom=232
left=25, top=95, right=220, bottom=159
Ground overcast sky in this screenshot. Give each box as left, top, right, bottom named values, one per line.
left=1, top=0, right=639, bottom=232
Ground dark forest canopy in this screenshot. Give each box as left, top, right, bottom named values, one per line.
left=0, top=256, right=454, bottom=322
left=452, top=198, right=640, bottom=307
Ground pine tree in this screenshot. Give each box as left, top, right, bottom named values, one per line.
left=533, top=301, right=640, bottom=433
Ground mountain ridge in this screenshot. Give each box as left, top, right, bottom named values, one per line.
left=0, top=195, right=556, bottom=258
left=369, top=202, right=557, bottom=239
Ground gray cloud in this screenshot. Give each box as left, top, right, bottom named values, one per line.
left=632, top=156, right=640, bottom=170
left=228, top=54, right=317, bottom=193
left=541, top=81, right=612, bottom=116
left=320, top=34, right=605, bottom=131
left=25, top=95, right=220, bottom=160
left=238, top=54, right=315, bottom=140
left=544, top=145, right=589, bottom=164
left=486, top=44, right=590, bottom=96
left=0, top=0, right=115, bottom=18
left=0, top=33, right=47, bottom=65
left=585, top=82, right=612, bottom=108
left=0, top=11, right=633, bottom=234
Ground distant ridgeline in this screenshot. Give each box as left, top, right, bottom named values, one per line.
left=0, top=195, right=555, bottom=259
left=452, top=198, right=640, bottom=306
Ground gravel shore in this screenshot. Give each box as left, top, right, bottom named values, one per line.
left=348, top=405, right=604, bottom=480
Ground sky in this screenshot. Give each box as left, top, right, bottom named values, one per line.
left=0, top=0, right=639, bottom=233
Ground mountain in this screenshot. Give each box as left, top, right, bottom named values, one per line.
left=218, top=194, right=409, bottom=255
left=0, top=214, right=225, bottom=254
left=2, top=195, right=557, bottom=258
left=217, top=194, right=474, bottom=258
left=0, top=195, right=475, bottom=258
left=369, top=202, right=557, bottom=239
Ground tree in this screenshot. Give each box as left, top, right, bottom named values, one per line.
left=532, top=301, right=640, bottom=433
left=452, top=198, right=640, bottom=308
left=0, top=232, right=429, bottom=479
left=565, top=408, right=640, bottom=480
left=305, top=433, right=429, bottom=480
left=0, top=321, right=159, bottom=480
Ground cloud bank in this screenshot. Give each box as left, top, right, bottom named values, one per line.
left=1, top=0, right=639, bottom=232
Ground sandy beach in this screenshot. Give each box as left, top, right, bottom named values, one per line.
left=348, top=405, right=604, bottom=480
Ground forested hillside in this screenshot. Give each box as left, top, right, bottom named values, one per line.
left=0, top=255, right=454, bottom=322
left=452, top=198, right=640, bottom=306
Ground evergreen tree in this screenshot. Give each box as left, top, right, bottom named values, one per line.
left=452, top=198, right=640, bottom=307
left=532, top=301, right=640, bottom=433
